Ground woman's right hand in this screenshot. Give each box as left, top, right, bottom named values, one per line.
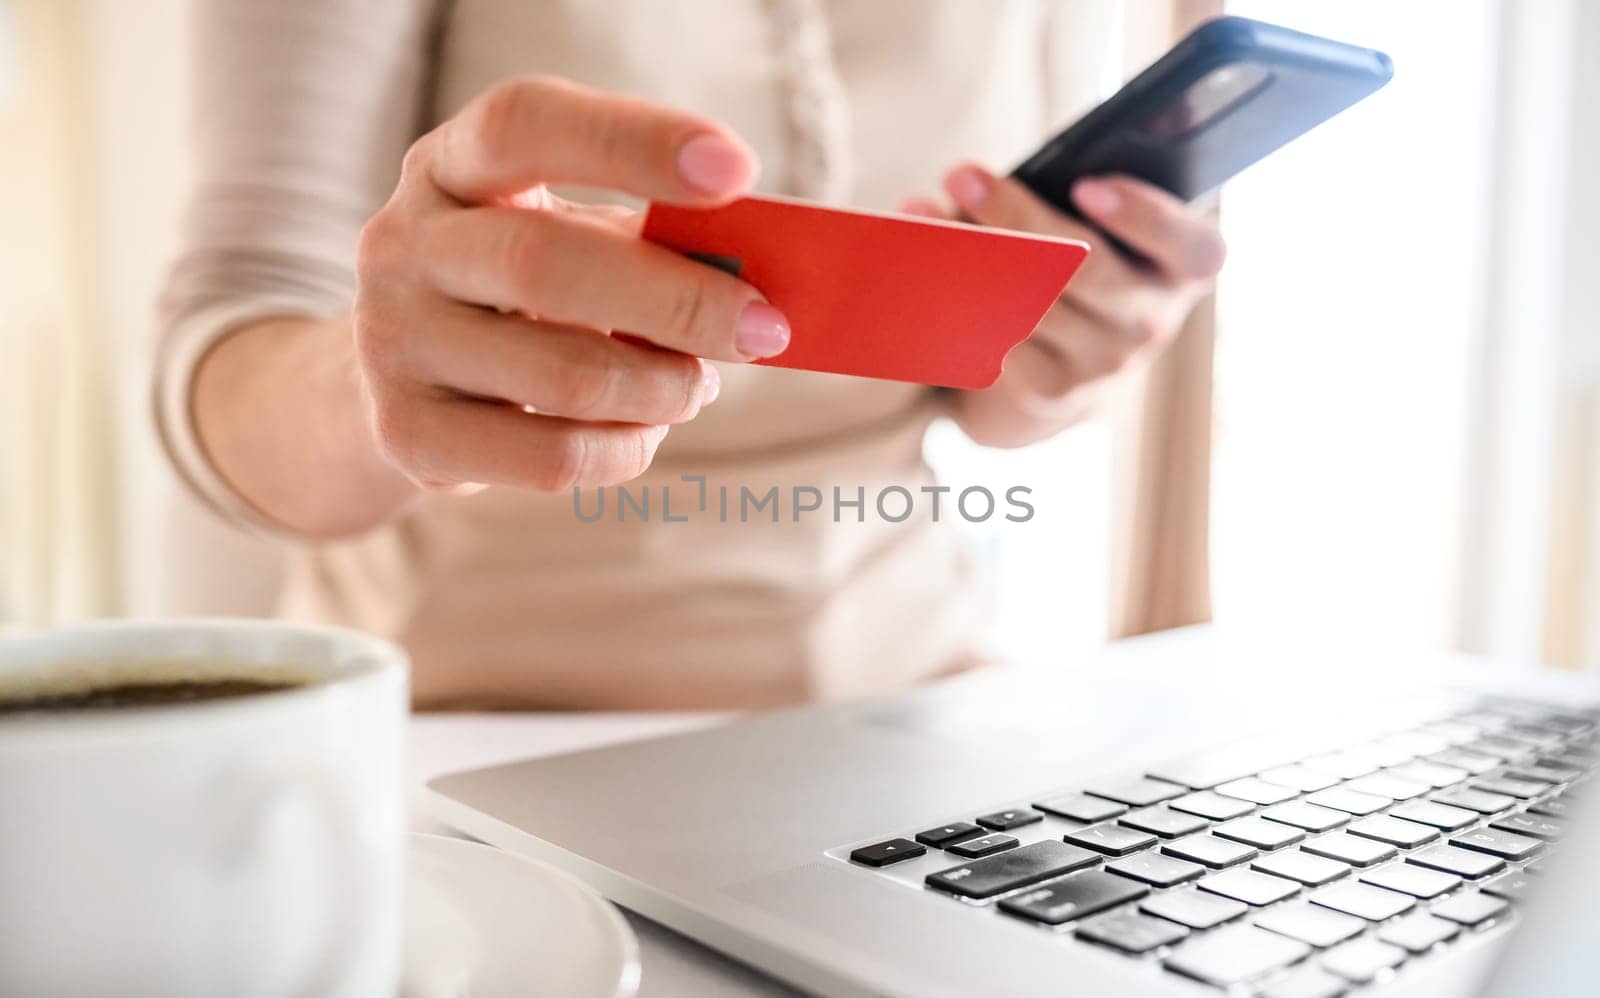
left=353, top=76, right=788, bottom=495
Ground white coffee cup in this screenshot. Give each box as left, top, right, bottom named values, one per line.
left=0, top=619, right=409, bottom=998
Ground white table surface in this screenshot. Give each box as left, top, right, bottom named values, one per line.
left=409, top=713, right=801, bottom=997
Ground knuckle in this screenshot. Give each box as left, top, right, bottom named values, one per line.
left=351, top=298, right=408, bottom=378
left=492, top=212, right=552, bottom=286
left=356, top=209, right=406, bottom=284
left=472, top=81, right=534, bottom=163
left=368, top=395, right=422, bottom=473
left=560, top=355, right=621, bottom=420
left=1130, top=309, right=1173, bottom=350
left=399, top=132, right=436, bottom=180
left=531, top=431, right=588, bottom=493
left=663, top=276, right=714, bottom=350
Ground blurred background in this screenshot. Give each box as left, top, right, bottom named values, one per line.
left=2, top=1, right=1595, bottom=672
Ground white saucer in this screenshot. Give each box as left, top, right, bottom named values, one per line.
left=401, top=833, right=641, bottom=998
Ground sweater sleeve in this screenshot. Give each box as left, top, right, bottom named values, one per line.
left=153, top=0, right=441, bottom=529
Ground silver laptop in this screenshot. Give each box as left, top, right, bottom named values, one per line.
left=425, top=627, right=1599, bottom=997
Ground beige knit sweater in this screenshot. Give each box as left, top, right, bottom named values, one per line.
left=156, top=0, right=1113, bottom=708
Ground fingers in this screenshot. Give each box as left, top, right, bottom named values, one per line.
left=372, top=391, right=671, bottom=493
left=1070, top=176, right=1226, bottom=280
left=418, top=205, right=789, bottom=361
left=430, top=76, right=758, bottom=206
left=940, top=164, right=1137, bottom=295
left=404, top=302, right=719, bottom=425
left=939, top=164, right=1225, bottom=283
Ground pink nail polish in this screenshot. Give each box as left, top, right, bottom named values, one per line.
left=1073, top=179, right=1121, bottom=217
left=701, top=362, right=722, bottom=404
left=735, top=302, right=790, bottom=359
left=943, top=166, right=991, bottom=210
left=677, top=134, right=753, bottom=195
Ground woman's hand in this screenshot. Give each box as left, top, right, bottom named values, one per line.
left=904, top=166, right=1225, bottom=447
left=354, top=76, right=789, bottom=494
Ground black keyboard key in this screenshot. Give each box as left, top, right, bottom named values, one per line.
left=1076, top=911, right=1188, bottom=954
left=1033, top=793, right=1125, bottom=823
left=1302, top=832, right=1396, bottom=867
left=1215, top=816, right=1305, bottom=850
left=1165, top=926, right=1311, bottom=986
left=1377, top=913, right=1459, bottom=953
left=997, top=869, right=1147, bottom=925
left=1065, top=823, right=1157, bottom=856
left=925, top=840, right=1099, bottom=899
left=1255, top=901, right=1366, bottom=947
left=1358, top=862, right=1460, bottom=899
left=1084, top=777, right=1186, bottom=807
left=1346, top=815, right=1439, bottom=849
left=1261, top=801, right=1350, bottom=832
left=1198, top=868, right=1301, bottom=906
left=1433, top=787, right=1517, bottom=814
left=1162, top=835, right=1259, bottom=869
left=1490, top=813, right=1563, bottom=840
left=947, top=833, right=1019, bottom=858
left=1309, top=881, right=1415, bottom=921
left=1431, top=891, right=1509, bottom=927
left=1449, top=827, right=1542, bottom=861
left=1470, top=776, right=1549, bottom=800
left=1119, top=807, right=1208, bottom=839
left=1321, top=937, right=1406, bottom=984
left=1259, top=966, right=1350, bottom=998
left=975, top=808, right=1043, bottom=831
left=850, top=838, right=925, bottom=867
left=1527, top=796, right=1572, bottom=819
left=1216, top=777, right=1298, bottom=805
left=1252, top=850, right=1350, bottom=887
left=1304, top=788, right=1390, bottom=816
left=1387, top=800, right=1478, bottom=831
left=1141, top=889, right=1249, bottom=929
left=1480, top=869, right=1536, bottom=899
left=1406, top=843, right=1504, bottom=879
left=914, top=822, right=984, bottom=848
left=1106, top=852, right=1205, bottom=887
left=1170, top=790, right=1255, bottom=821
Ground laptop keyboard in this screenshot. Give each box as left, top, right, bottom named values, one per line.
left=837, top=698, right=1596, bottom=994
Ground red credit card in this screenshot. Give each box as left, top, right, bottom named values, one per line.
left=642, top=194, right=1089, bottom=390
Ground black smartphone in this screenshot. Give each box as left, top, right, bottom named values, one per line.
left=1013, top=16, right=1393, bottom=213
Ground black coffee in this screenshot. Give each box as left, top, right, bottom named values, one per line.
left=0, top=678, right=303, bottom=714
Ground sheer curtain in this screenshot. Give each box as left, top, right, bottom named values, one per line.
left=0, top=0, right=120, bottom=627
left=1109, top=0, right=1223, bottom=638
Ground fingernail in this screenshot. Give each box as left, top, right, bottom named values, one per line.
left=700, top=362, right=722, bottom=405
left=943, top=166, right=992, bottom=210
left=1073, top=179, right=1121, bottom=217
left=677, top=134, right=754, bottom=196
left=735, top=302, right=790, bottom=359
left=899, top=196, right=940, bottom=218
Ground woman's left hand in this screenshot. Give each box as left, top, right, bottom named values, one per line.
left=903, top=165, right=1225, bottom=447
